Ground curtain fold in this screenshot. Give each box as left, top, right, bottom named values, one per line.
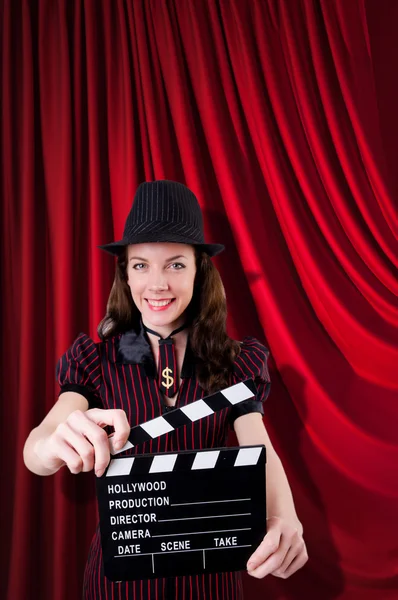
left=1, top=1, right=397, bottom=598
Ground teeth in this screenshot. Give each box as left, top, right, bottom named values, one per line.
left=148, top=299, right=173, bottom=307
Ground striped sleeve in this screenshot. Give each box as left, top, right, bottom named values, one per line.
left=55, top=333, right=103, bottom=409
left=229, top=336, right=271, bottom=424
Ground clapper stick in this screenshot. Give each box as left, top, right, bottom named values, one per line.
left=109, top=379, right=257, bottom=456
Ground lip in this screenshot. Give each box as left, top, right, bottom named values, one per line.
left=145, top=298, right=176, bottom=312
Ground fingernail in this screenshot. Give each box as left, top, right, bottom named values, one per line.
left=96, top=469, right=104, bottom=477
left=247, top=562, right=255, bottom=570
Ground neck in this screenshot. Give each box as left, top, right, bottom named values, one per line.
left=142, top=317, right=188, bottom=340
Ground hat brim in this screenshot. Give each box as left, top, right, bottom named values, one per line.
left=98, top=240, right=225, bottom=257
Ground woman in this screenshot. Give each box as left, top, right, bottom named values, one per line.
left=24, top=180, right=307, bottom=599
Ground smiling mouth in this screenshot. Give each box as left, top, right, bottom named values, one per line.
left=146, top=299, right=175, bottom=307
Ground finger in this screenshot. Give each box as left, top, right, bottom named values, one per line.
left=67, top=412, right=110, bottom=475
left=86, top=409, right=130, bottom=450
left=271, top=540, right=303, bottom=577
left=50, top=436, right=84, bottom=474
left=54, top=423, right=95, bottom=472
left=248, top=534, right=292, bottom=579
left=247, top=529, right=282, bottom=571
left=275, top=546, right=309, bottom=579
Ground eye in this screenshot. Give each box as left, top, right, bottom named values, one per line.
left=132, top=263, right=147, bottom=270
left=168, top=262, right=185, bottom=270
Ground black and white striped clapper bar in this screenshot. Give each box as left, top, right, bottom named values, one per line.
left=96, top=379, right=267, bottom=581
left=108, top=379, right=258, bottom=456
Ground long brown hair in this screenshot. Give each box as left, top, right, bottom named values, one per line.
left=97, top=247, right=241, bottom=392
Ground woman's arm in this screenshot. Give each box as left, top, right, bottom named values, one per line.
left=23, top=392, right=130, bottom=477
left=23, top=392, right=89, bottom=475
left=233, top=412, right=308, bottom=579
left=233, top=412, right=303, bottom=536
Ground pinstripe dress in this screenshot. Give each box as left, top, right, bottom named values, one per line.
left=56, top=320, right=271, bottom=600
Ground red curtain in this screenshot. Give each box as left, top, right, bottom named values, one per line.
left=1, top=1, right=397, bottom=598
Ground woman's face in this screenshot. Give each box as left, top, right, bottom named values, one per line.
left=126, top=242, right=197, bottom=334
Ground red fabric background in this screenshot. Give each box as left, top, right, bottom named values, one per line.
left=1, top=1, right=397, bottom=598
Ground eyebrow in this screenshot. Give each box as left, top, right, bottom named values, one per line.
left=129, top=255, right=187, bottom=263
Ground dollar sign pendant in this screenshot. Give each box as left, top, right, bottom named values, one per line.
left=161, top=367, right=174, bottom=389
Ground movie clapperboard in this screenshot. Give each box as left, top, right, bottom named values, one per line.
left=96, top=379, right=267, bottom=581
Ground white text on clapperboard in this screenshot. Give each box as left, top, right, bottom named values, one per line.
left=108, top=482, right=240, bottom=555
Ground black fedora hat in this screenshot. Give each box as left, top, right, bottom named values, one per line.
left=98, top=180, right=224, bottom=257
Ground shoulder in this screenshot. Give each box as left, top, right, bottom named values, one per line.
left=56, top=333, right=105, bottom=404
left=233, top=336, right=270, bottom=384
left=57, top=332, right=102, bottom=371
left=67, top=332, right=98, bottom=355
left=238, top=336, right=270, bottom=360
left=83, top=331, right=125, bottom=364
left=58, top=331, right=121, bottom=365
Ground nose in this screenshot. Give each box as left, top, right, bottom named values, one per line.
left=147, top=268, right=169, bottom=292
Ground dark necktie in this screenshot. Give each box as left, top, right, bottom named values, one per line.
left=143, top=323, right=187, bottom=397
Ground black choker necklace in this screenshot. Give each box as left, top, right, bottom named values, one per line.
left=143, top=323, right=187, bottom=397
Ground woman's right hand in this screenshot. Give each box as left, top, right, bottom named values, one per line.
left=34, top=408, right=130, bottom=477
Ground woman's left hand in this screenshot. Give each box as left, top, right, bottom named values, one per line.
left=246, top=516, right=308, bottom=579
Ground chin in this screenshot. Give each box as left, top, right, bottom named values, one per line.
left=142, top=307, right=183, bottom=328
